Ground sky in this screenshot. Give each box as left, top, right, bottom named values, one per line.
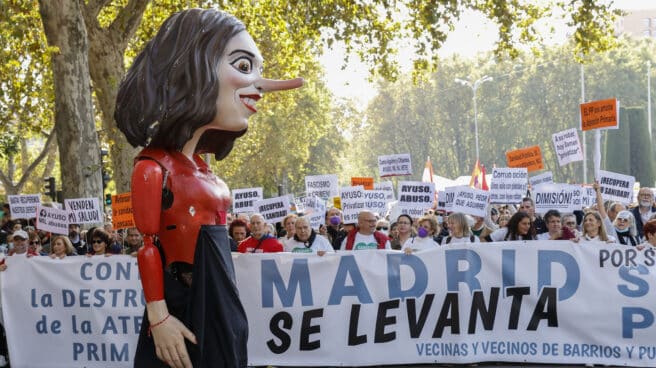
left=319, top=0, right=656, bottom=105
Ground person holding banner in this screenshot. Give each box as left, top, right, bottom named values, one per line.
left=441, top=212, right=480, bottom=245
left=390, top=214, right=414, bottom=250
left=284, top=217, right=334, bottom=255
left=48, top=235, right=76, bottom=259
left=490, top=212, right=536, bottom=241
left=637, top=220, right=656, bottom=250
left=115, top=8, right=303, bottom=368
left=577, top=211, right=616, bottom=243
left=325, top=207, right=347, bottom=251
left=536, top=210, right=576, bottom=240
left=341, top=210, right=391, bottom=250
left=238, top=214, right=283, bottom=253
left=402, top=215, right=440, bottom=253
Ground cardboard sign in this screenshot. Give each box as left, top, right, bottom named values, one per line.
left=65, top=197, right=103, bottom=225
left=305, top=174, right=339, bottom=199
left=351, top=177, right=374, bottom=190
left=451, top=186, right=490, bottom=218
left=532, top=184, right=582, bottom=214
left=489, top=168, right=528, bottom=204
left=254, top=196, right=290, bottom=224
left=8, top=194, right=41, bottom=220
left=374, top=181, right=395, bottom=201
left=580, top=98, right=619, bottom=131
left=36, top=204, right=69, bottom=235
left=340, top=186, right=365, bottom=224
left=232, top=187, right=263, bottom=213
left=111, top=193, right=134, bottom=230
left=506, top=146, right=544, bottom=172
left=529, top=171, right=554, bottom=189
left=552, top=128, right=584, bottom=166
left=363, top=190, right=387, bottom=215
left=598, top=170, right=635, bottom=205
left=397, top=181, right=434, bottom=208
left=378, top=153, right=412, bottom=177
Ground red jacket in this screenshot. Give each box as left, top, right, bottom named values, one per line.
left=344, top=229, right=390, bottom=250
left=238, top=235, right=283, bottom=253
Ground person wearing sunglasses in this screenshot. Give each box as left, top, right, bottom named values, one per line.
left=87, top=228, right=111, bottom=257
left=375, top=219, right=390, bottom=236
left=594, top=181, right=635, bottom=244
left=27, top=232, right=43, bottom=256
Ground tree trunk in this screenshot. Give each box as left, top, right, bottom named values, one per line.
left=38, top=0, right=103, bottom=202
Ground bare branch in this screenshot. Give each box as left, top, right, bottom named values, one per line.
left=83, top=0, right=113, bottom=20
left=109, top=0, right=151, bottom=46
left=15, top=130, right=57, bottom=190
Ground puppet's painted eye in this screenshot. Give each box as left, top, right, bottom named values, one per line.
left=231, top=57, right=252, bottom=73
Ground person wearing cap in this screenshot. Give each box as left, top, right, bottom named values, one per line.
left=7, top=230, right=34, bottom=257
left=611, top=210, right=640, bottom=246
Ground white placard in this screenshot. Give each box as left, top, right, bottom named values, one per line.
left=552, top=128, right=584, bottom=166
left=532, top=184, right=582, bottom=214
left=581, top=186, right=596, bottom=208
left=36, top=204, right=70, bottom=235
left=489, top=168, right=528, bottom=204
left=389, top=203, right=425, bottom=222
left=254, top=196, right=290, bottom=224
left=363, top=190, right=387, bottom=215
left=8, top=194, right=41, bottom=220
left=436, top=191, right=446, bottom=211
left=232, top=187, right=263, bottom=213
left=529, top=171, right=554, bottom=189
left=64, top=197, right=104, bottom=225
left=598, top=170, right=635, bottom=205
left=378, top=153, right=412, bottom=177
left=397, top=181, right=434, bottom=208
left=302, top=196, right=326, bottom=230
left=305, top=174, right=339, bottom=199
left=443, top=186, right=466, bottom=211
left=373, top=181, right=395, bottom=201
left=451, top=186, right=490, bottom=217
left=340, top=186, right=365, bottom=224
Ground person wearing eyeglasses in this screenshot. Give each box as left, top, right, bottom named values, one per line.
left=341, top=210, right=391, bottom=250
left=611, top=210, right=639, bottom=246
left=631, top=187, right=656, bottom=240
left=390, top=214, right=415, bottom=250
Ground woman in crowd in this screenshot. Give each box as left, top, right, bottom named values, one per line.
left=87, top=228, right=111, bottom=256
left=537, top=210, right=576, bottom=240
left=278, top=214, right=297, bottom=248
left=28, top=231, right=44, bottom=256
left=391, top=214, right=414, bottom=250
left=578, top=211, right=616, bottom=243
left=490, top=212, right=536, bottom=241
left=49, top=235, right=76, bottom=259
left=637, top=220, right=656, bottom=250
left=497, top=214, right=511, bottom=228
left=441, top=212, right=480, bottom=245
left=612, top=210, right=640, bottom=246
left=403, top=215, right=440, bottom=253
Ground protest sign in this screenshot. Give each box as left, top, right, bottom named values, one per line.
left=532, top=184, right=582, bottom=214
left=378, top=154, right=412, bottom=177
left=8, top=194, right=40, bottom=220
left=65, top=197, right=103, bottom=225
left=451, top=186, right=490, bottom=217
left=529, top=171, right=554, bottom=189
left=506, top=146, right=544, bottom=172
left=598, top=170, right=635, bottom=205
left=581, top=185, right=596, bottom=208
left=389, top=203, right=425, bottom=221
left=254, top=196, right=290, bottom=224
left=364, top=190, right=387, bottom=215
left=302, top=196, right=326, bottom=230
left=36, top=204, right=70, bottom=235
left=111, top=193, right=134, bottom=230
left=580, top=98, right=619, bottom=131
left=351, top=177, right=374, bottom=190
left=397, top=181, right=434, bottom=209
left=305, top=175, right=339, bottom=199
left=552, top=128, right=583, bottom=166
left=232, top=187, right=263, bottom=213
left=340, top=186, right=365, bottom=224
left=443, top=186, right=465, bottom=211
left=374, top=181, right=395, bottom=201
left=489, top=168, right=528, bottom=204
left=436, top=191, right=446, bottom=211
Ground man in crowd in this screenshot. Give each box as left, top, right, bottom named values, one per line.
left=520, top=197, right=547, bottom=234
left=68, top=223, right=86, bottom=255
left=606, top=201, right=626, bottom=223
left=632, top=187, right=656, bottom=239
left=341, top=210, right=391, bottom=250
left=124, top=227, right=143, bottom=256
left=238, top=214, right=283, bottom=253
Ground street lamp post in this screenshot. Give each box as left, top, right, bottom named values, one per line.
left=455, top=75, right=493, bottom=162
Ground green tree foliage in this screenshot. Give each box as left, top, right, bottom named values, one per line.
left=605, top=107, right=631, bottom=174
left=627, top=107, right=655, bottom=187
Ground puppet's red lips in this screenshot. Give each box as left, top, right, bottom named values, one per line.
left=240, top=94, right=261, bottom=113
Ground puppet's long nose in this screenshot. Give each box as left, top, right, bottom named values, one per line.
left=257, top=77, right=304, bottom=92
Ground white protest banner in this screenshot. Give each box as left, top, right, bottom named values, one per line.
left=552, top=128, right=583, bottom=166
left=1, top=256, right=142, bottom=368
left=529, top=171, right=554, bottom=189
left=378, top=153, right=412, bottom=177
left=581, top=185, right=596, bottom=208
left=451, top=186, right=490, bottom=217
left=532, top=184, right=582, bottom=214
left=305, top=174, right=339, bottom=199
left=232, top=187, right=263, bottom=213
left=364, top=190, right=387, bottom=215
left=8, top=194, right=41, bottom=220
left=397, top=181, right=434, bottom=209
left=340, top=186, right=365, bottom=224
left=598, top=170, right=635, bottom=205
left=489, top=168, right=528, bottom=204
left=65, top=197, right=103, bottom=225
left=444, top=186, right=465, bottom=211
left=234, top=242, right=656, bottom=367
left=389, top=203, right=425, bottom=221
left=254, top=196, right=290, bottom=224
left=36, top=204, right=70, bottom=235
left=436, top=191, right=446, bottom=211
left=302, top=196, right=326, bottom=230
left=374, top=181, right=395, bottom=201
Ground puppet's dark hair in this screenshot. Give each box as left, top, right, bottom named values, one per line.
left=115, top=9, right=246, bottom=159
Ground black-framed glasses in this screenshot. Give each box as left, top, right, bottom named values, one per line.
left=30, top=241, right=40, bottom=245
left=92, top=239, right=104, bottom=244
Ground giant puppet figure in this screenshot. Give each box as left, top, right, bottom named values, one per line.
left=115, top=9, right=302, bottom=368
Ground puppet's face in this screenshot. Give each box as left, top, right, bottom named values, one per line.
left=210, top=31, right=264, bottom=132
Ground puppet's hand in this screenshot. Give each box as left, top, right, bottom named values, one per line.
left=148, top=301, right=197, bottom=368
